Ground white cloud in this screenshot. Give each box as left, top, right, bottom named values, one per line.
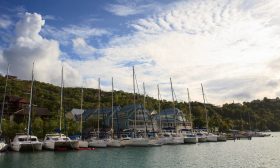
left=42, top=25, right=109, bottom=46
left=96, top=0, right=280, bottom=104
left=0, top=12, right=81, bottom=86
left=72, top=37, right=96, bottom=56
left=0, top=15, right=12, bottom=29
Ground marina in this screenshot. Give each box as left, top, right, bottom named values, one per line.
left=0, top=133, right=278, bottom=168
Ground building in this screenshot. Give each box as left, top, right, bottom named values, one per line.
left=154, top=108, right=192, bottom=131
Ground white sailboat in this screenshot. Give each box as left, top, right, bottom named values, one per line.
left=88, top=78, right=107, bottom=148
left=201, top=83, right=218, bottom=142
left=142, top=82, right=162, bottom=146
left=43, top=66, right=79, bottom=150
left=106, top=77, right=121, bottom=147
left=77, top=87, right=89, bottom=148
left=0, top=65, right=9, bottom=152
left=124, top=67, right=149, bottom=147
left=168, top=78, right=184, bottom=144
left=183, top=88, right=198, bottom=144
left=10, top=63, right=42, bottom=152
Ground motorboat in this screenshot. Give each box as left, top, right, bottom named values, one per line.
left=11, top=133, right=42, bottom=152
left=181, top=129, right=198, bottom=144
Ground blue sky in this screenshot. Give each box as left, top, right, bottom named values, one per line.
left=0, top=0, right=280, bottom=104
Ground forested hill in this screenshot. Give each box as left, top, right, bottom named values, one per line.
left=0, top=75, right=280, bottom=135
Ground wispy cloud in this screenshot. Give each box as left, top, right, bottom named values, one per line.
left=72, top=37, right=96, bottom=57
left=105, top=1, right=160, bottom=16
left=0, top=15, right=12, bottom=29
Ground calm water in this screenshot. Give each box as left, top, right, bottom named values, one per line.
left=1, top=132, right=280, bottom=168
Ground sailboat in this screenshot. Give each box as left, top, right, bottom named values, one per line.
left=106, top=77, right=121, bottom=147
left=88, top=78, right=107, bottom=148
left=201, top=83, right=218, bottom=142
left=0, top=65, right=9, bottom=152
left=142, top=82, right=162, bottom=146
left=43, top=66, right=79, bottom=150
left=77, top=87, right=89, bottom=148
left=182, top=88, right=198, bottom=144
left=122, top=66, right=149, bottom=147
left=156, top=84, right=173, bottom=145
left=168, top=78, right=184, bottom=144
left=10, top=63, right=42, bottom=152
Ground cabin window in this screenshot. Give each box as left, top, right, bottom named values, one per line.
left=31, top=138, right=37, bottom=141
left=18, top=138, right=25, bottom=141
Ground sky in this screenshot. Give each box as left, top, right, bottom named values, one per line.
left=0, top=0, right=280, bottom=105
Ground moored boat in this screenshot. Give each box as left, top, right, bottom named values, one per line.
left=11, top=134, right=42, bottom=152
left=43, top=133, right=79, bottom=150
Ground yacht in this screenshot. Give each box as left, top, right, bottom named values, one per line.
left=217, top=133, right=227, bottom=141
left=196, top=132, right=207, bottom=142
left=106, top=138, right=122, bottom=147
left=43, top=133, right=79, bottom=150
left=43, top=67, right=79, bottom=151
left=11, top=63, right=42, bottom=152
left=206, top=133, right=218, bottom=142
left=69, top=135, right=89, bottom=148
left=11, top=134, right=42, bottom=152
left=88, top=132, right=107, bottom=148
left=181, top=130, right=198, bottom=144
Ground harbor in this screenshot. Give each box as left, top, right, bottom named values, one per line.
left=0, top=133, right=278, bottom=168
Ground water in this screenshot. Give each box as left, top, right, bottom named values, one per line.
left=1, top=132, right=279, bottom=168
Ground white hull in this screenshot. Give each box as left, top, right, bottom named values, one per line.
left=11, top=142, right=42, bottom=152
left=0, top=142, right=8, bottom=152
left=184, top=136, right=198, bottom=144
left=78, top=140, right=89, bottom=148
left=148, top=139, right=163, bottom=146
left=217, top=135, right=227, bottom=141
left=107, top=139, right=122, bottom=147
left=88, top=139, right=107, bottom=148
left=43, top=140, right=79, bottom=150
left=126, top=138, right=150, bottom=147
left=206, top=134, right=218, bottom=142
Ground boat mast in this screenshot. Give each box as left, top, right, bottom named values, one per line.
left=111, top=77, right=114, bottom=138
left=0, top=64, right=9, bottom=134
left=27, top=62, right=34, bottom=136
left=201, top=83, right=208, bottom=132
left=59, top=66, right=64, bottom=134
left=142, top=82, right=149, bottom=137
left=133, top=66, right=136, bottom=137
left=157, top=84, right=161, bottom=133
left=98, top=78, right=100, bottom=138
left=170, top=78, right=176, bottom=133
left=187, top=88, right=192, bottom=130
left=80, top=87, right=83, bottom=136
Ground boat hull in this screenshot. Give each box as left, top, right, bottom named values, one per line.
left=0, top=142, right=8, bottom=152
left=43, top=140, right=79, bottom=150
left=107, top=139, right=122, bottom=147
left=78, top=140, right=89, bottom=148
left=11, top=142, right=42, bottom=152
left=126, top=138, right=150, bottom=147
left=197, top=137, right=207, bottom=142
left=206, top=135, right=218, bottom=142
left=88, top=139, right=107, bottom=148
left=217, top=135, right=227, bottom=141
left=184, top=137, right=198, bottom=144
